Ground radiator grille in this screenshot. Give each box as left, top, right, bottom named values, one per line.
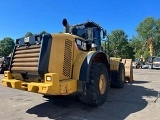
left=11, top=44, right=41, bottom=74
left=63, top=39, right=72, bottom=77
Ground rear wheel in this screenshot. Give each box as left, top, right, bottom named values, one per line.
left=118, top=63, right=125, bottom=88
left=136, top=64, right=140, bottom=69
left=79, top=63, right=109, bottom=106
left=111, top=63, right=125, bottom=88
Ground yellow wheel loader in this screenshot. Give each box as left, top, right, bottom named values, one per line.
left=2, top=19, right=133, bottom=106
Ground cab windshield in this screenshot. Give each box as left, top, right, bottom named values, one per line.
left=156, top=58, right=160, bottom=61
left=153, top=57, right=160, bottom=62
left=71, top=27, right=86, bottom=39
left=71, top=26, right=101, bottom=46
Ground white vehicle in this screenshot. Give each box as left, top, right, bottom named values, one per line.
left=145, top=56, right=160, bottom=69
left=152, top=57, right=160, bottom=69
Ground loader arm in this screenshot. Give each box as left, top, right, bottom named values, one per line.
left=143, top=37, right=154, bottom=56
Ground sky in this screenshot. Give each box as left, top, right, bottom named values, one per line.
left=0, top=0, right=160, bottom=40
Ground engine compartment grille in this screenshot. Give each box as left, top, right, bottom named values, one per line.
left=63, top=39, right=72, bottom=77
left=11, top=44, right=41, bottom=74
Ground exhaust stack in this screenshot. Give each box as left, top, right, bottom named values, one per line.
left=62, top=18, right=70, bottom=33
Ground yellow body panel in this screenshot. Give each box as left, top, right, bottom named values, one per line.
left=72, top=52, right=88, bottom=80
left=2, top=72, right=77, bottom=95
left=110, top=59, right=120, bottom=71
left=2, top=79, right=24, bottom=90
left=110, top=57, right=121, bottom=61
left=4, top=71, right=13, bottom=79
left=48, top=34, right=87, bottom=80
left=58, top=79, right=77, bottom=95
left=72, top=51, right=95, bottom=80
left=48, top=34, right=74, bottom=80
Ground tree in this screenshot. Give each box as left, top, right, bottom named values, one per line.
left=25, top=32, right=33, bottom=37
left=154, top=18, right=160, bottom=56
left=136, top=17, right=160, bottom=56
left=136, top=17, right=155, bottom=39
left=39, top=31, right=47, bottom=35
left=59, top=31, right=63, bottom=34
left=0, top=37, right=15, bottom=56
left=106, top=30, right=134, bottom=59
left=129, top=36, right=148, bottom=59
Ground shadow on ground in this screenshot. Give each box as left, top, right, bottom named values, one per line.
left=132, top=80, right=151, bottom=84
left=26, top=83, right=157, bottom=120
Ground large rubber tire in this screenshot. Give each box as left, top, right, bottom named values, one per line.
left=79, top=63, right=109, bottom=106
left=136, top=64, right=140, bottom=69
left=111, top=63, right=125, bottom=88
left=118, top=63, right=125, bottom=88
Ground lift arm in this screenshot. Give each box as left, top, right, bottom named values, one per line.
left=143, top=37, right=154, bottom=56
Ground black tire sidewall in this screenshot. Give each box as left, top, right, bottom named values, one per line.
left=85, top=63, right=109, bottom=105
left=119, top=63, right=125, bottom=87
left=93, top=65, right=109, bottom=102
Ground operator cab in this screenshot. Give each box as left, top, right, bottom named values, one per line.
left=62, top=18, right=106, bottom=51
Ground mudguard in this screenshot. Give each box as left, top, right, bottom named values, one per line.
left=73, top=51, right=109, bottom=82
left=72, top=51, right=109, bottom=92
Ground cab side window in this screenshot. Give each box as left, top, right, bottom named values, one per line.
left=93, top=28, right=101, bottom=46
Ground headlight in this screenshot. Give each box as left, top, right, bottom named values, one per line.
left=46, top=76, right=52, bottom=81
left=4, top=72, right=7, bottom=77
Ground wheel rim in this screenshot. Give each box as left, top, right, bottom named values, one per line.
left=99, top=74, right=107, bottom=95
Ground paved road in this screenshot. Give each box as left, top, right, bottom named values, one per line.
left=0, top=69, right=160, bottom=120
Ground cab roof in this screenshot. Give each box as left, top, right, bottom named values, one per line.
left=72, top=21, right=105, bottom=30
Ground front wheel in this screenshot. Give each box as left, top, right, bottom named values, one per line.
left=79, top=63, right=109, bottom=106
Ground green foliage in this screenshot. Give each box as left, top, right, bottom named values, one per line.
left=25, top=31, right=49, bottom=37
left=59, top=31, right=63, bottom=34
left=129, top=36, right=146, bottom=59
left=0, top=37, right=15, bottom=56
left=136, top=17, right=160, bottom=57
left=39, top=31, right=49, bottom=35
left=25, top=32, right=33, bottom=37
left=154, top=18, right=160, bottom=56
left=104, top=30, right=135, bottom=59
left=136, top=17, right=155, bottom=39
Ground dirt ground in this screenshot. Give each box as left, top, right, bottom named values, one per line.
left=0, top=69, right=160, bottom=120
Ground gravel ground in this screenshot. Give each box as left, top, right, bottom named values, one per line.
left=0, top=69, right=160, bottom=120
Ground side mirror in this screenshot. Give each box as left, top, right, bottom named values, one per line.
left=103, top=30, right=107, bottom=39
